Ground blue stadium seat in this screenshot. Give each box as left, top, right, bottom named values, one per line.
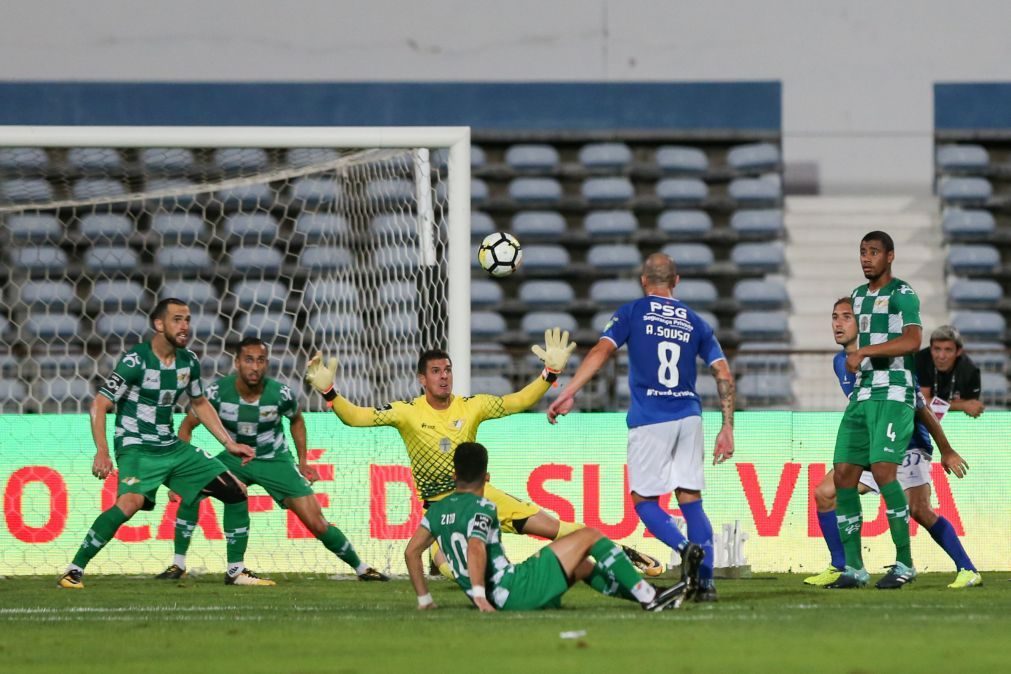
left=33, top=350, right=98, bottom=378
left=521, top=311, right=577, bottom=338
left=200, top=350, right=233, bottom=379
left=727, top=143, right=781, bottom=172
left=230, top=246, right=283, bottom=275
left=471, top=211, right=495, bottom=239
left=67, top=148, right=122, bottom=173
left=508, top=178, right=562, bottom=204
left=0, top=378, right=28, bottom=412
left=314, top=310, right=363, bottom=338
left=589, top=279, right=641, bottom=308
left=24, top=314, right=80, bottom=341
left=471, top=145, right=487, bottom=170
left=729, top=176, right=782, bottom=205
left=471, top=375, right=513, bottom=397
left=294, top=213, right=349, bottom=243
left=519, top=280, right=575, bottom=307
left=734, top=311, right=790, bottom=341
left=374, top=244, right=419, bottom=272
left=378, top=281, right=415, bottom=307
left=290, top=177, right=342, bottom=207
left=952, top=311, right=1006, bottom=342
left=584, top=210, right=637, bottom=238
left=660, top=243, right=714, bottom=273
left=656, top=178, right=708, bottom=206
left=216, top=183, right=273, bottom=209
left=936, top=144, right=989, bottom=172
left=941, top=209, right=996, bottom=241
left=15, top=280, right=76, bottom=309
left=938, top=177, right=992, bottom=205
left=5, top=214, right=61, bottom=243
left=697, top=311, right=720, bottom=331
left=214, top=148, right=269, bottom=172
left=737, top=374, right=793, bottom=407
left=1, top=179, right=53, bottom=202
left=579, top=143, right=632, bottom=171
left=156, top=246, right=212, bottom=273
left=505, top=144, right=559, bottom=171
left=90, top=280, right=145, bottom=311
left=140, top=148, right=195, bottom=172
left=150, top=213, right=206, bottom=243
left=591, top=310, right=617, bottom=332
left=732, top=242, right=785, bottom=273
left=948, top=279, right=1003, bottom=309
left=188, top=312, right=223, bottom=341
left=93, top=313, right=149, bottom=342
left=981, top=372, right=1009, bottom=406
left=657, top=209, right=712, bottom=238
left=471, top=280, right=503, bottom=309
left=235, top=310, right=294, bottom=340
left=10, top=246, right=68, bottom=274
left=962, top=342, right=1007, bottom=374
left=734, top=342, right=792, bottom=373
left=73, top=179, right=126, bottom=200
left=370, top=213, right=417, bottom=241
left=471, top=178, right=489, bottom=206
left=676, top=279, right=718, bottom=309
left=232, top=280, right=288, bottom=310
left=223, top=214, right=278, bottom=242
left=733, top=279, right=789, bottom=309
left=472, top=343, right=512, bottom=373
left=587, top=244, right=642, bottom=272
left=161, top=280, right=218, bottom=308
left=471, top=311, right=507, bottom=340
left=79, top=214, right=132, bottom=241
left=382, top=310, right=420, bottom=338
left=655, top=146, right=708, bottom=175
left=299, top=246, right=354, bottom=271
left=32, top=378, right=93, bottom=412
left=520, top=244, right=570, bottom=272
left=582, top=177, right=634, bottom=205
left=365, top=178, right=414, bottom=205
left=304, top=279, right=359, bottom=308
left=947, top=245, right=1001, bottom=274
left=145, top=179, right=198, bottom=208
left=0, top=351, right=21, bottom=379
left=0, top=148, right=48, bottom=171
left=730, top=209, right=784, bottom=238
left=512, top=211, right=566, bottom=239
left=84, top=245, right=139, bottom=275
left=286, top=148, right=339, bottom=167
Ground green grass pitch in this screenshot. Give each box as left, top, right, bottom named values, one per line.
left=1, top=573, right=1008, bottom=673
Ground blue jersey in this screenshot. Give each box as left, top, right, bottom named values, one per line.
left=602, top=294, right=725, bottom=428
left=833, top=351, right=932, bottom=454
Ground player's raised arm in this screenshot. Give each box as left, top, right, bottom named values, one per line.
left=498, top=328, right=578, bottom=415
left=404, top=523, right=437, bottom=610
left=305, top=352, right=390, bottom=427
left=546, top=337, right=615, bottom=424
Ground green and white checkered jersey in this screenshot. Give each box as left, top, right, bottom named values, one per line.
left=98, top=342, right=203, bottom=449
left=205, top=374, right=299, bottom=460
left=422, top=492, right=516, bottom=606
left=850, top=277, right=921, bottom=406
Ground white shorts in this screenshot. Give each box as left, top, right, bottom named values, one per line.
left=858, top=448, right=932, bottom=494
left=627, top=416, right=704, bottom=496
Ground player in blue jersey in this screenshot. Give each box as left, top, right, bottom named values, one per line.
left=806, top=297, right=979, bottom=589
left=547, top=252, right=734, bottom=602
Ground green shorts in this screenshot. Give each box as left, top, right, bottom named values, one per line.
left=834, top=399, right=914, bottom=467
left=499, top=548, right=571, bottom=611
left=216, top=452, right=314, bottom=508
left=116, top=440, right=228, bottom=509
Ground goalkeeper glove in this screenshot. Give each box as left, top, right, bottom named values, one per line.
left=305, top=351, right=339, bottom=401
left=531, top=327, right=576, bottom=383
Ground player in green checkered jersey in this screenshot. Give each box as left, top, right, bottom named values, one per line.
left=161, top=337, right=387, bottom=584
left=829, top=231, right=923, bottom=590
left=59, top=299, right=255, bottom=590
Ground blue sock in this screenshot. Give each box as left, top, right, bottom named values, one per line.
left=818, top=509, right=846, bottom=570
left=680, top=499, right=714, bottom=585
left=928, top=516, right=976, bottom=572
left=634, top=500, right=688, bottom=552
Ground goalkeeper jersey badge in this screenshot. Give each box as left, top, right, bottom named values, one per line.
left=439, top=437, right=452, bottom=453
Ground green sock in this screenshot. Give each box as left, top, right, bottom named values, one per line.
left=223, top=501, right=250, bottom=566
left=589, top=537, right=651, bottom=602
left=583, top=565, right=635, bottom=601
left=318, top=524, right=363, bottom=572
left=880, top=480, right=913, bottom=567
left=174, top=500, right=200, bottom=557
left=71, top=506, right=129, bottom=569
left=835, top=487, right=864, bottom=570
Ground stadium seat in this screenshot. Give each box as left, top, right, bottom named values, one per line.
left=737, top=374, right=793, bottom=407
left=471, top=145, right=487, bottom=170
left=586, top=244, right=642, bottom=272
left=290, top=177, right=342, bottom=207
left=582, top=177, right=634, bottom=205
left=286, top=148, right=339, bottom=167
left=5, top=214, right=61, bottom=243
left=156, top=246, right=213, bottom=273
left=1, top=179, right=53, bottom=202
left=655, top=146, right=708, bottom=175
left=188, top=312, right=223, bottom=341
left=366, top=178, right=414, bottom=206
left=729, top=175, right=782, bottom=205
left=84, top=245, right=139, bottom=275
left=235, top=310, right=294, bottom=340
left=10, top=246, right=68, bottom=274
left=730, top=209, right=784, bottom=238
left=94, top=313, right=149, bottom=342
left=734, top=342, right=792, bottom=373
left=23, top=314, right=80, bottom=341
left=150, top=213, right=206, bottom=243
left=696, top=311, right=720, bottom=331
left=232, top=280, right=288, bottom=310
left=948, top=279, right=1003, bottom=309
left=471, top=375, right=513, bottom=397
left=936, top=144, right=989, bottom=172
left=0, top=350, right=22, bottom=379
left=90, top=280, right=146, bottom=311
left=508, top=178, right=562, bottom=204
left=521, top=311, right=577, bottom=339
left=73, top=179, right=126, bottom=200
left=470, top=311, right=507, bottom=339
left=200, top=350, right=233, bottom=379
left=79, top=214, right=132, bottom=241
left=374, top=244, right=419, bottom=272
left=214, top=148, right=269, bottom=172
left=941, top=209, right=996, bottom=241
left=583, top=210, right=637, bottom=238
left=962, top=342, right=1008, bottom=373
left=140, top=148, right=195, bottom=173
left=382, top=310, right=420, bottom=338
left=727, top=143, right=781, bottom=172
left=32, top=378, right=93, bottom=412
left=518, top=280, right=576, bottom=307
left=14, top=280, right=77, bottom=309
left=676, top=279, right=718, bottom=309
left=947, top=245, right=1001, bottom=275
left=377, top=281, right=415, bottom=307
left=589, top=279, right=641, bottom=308
left=268, top=353, right=301, bottom=380
left=215, top=183, right=273, bottom=209
left=591, top=310, right=616, bottom=332
left=660, top=243, right=714, bottom=273
left=145, top=179, right=198, bottom=208
left=471, top=211, right=495, bottom=240
left=223, top=213, right=279, bottom=242
left=579, top=143, right=632, bottom=171
left=370, top=213, right=418, bottom=241
left=299, top=246, right=354, bottom=271
left=0, top=147, right=48, bottom=171
left=304, top=279, right=359, bottom=308
left=938, top=177, right=992, bottom=205
left=520, top=244, right=570, bottom=272
left=230, top=247, right=283, bottom=275
left=0, top=379, right=28, bottom=412
left=734, top=311, right=790, bottom=341
left=67, top=148, right=122, bottom=173
left=33, top=349, right=98, bottom=379
left=472, top=343, right=512, bottom=373
left=470, top=178, right=489, bottom=205
left=313, top=310, right=363, bottom=338
left=294, top=213, right=349, bottom=243
left=471, top=280, right=503, bottom=309
left=656, top=178, right=708, bottom=206
left=512, top=211, right=566, bottom=239
left=732, top=242, right=786, bottom=273
left=504, top=144, right=559, bottom=171
left=160, top=280, right=218, bottom=308
left=980, top=372, right=1009, bottom=407
left=952, top=311, right=1006, bottom=342
left=733, top=279, right=789, bottom=309
left=657, top=210, right=712, bottom=238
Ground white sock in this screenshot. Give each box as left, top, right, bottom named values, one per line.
left=173, top=554, right=187, bottom=569
left=631, top=579, right=656, bottom=603
left=355, top=562, right=370, bottom=575
left=67, top=563, right=83, bottom=574
left=227, top=562, right=244, bottom=577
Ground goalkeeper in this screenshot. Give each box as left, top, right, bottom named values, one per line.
left=306, top=328, right=664, bottom=578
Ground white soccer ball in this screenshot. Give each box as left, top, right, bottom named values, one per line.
left=478, top=232, right=523, bottom=278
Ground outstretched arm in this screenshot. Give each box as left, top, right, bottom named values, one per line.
left=305, top=352, right=391, bottom=427
left=546, top=338, right=616, bottom=424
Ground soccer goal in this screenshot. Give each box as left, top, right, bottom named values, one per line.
left=0, top=126, right=471, bottom=575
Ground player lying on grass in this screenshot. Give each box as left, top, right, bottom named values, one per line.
left=805, top=298, right=979, bottom=589
left=405, top=442, right=695, bottom=612
left=158, top=337, right=387, bottom=585
left=304, top=329, right=664, bottom=578
left=60, top=298, right=255, bottom=589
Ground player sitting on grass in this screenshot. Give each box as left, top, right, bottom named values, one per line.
left=304, top=329, right=664, bottom=578
left=59, top=298, right=255, bottom=589
left=158, top=337, right=387, bottom=585
left=805, top=298, right=978, bottom=589
left=405, top=442, right=694, bottom=612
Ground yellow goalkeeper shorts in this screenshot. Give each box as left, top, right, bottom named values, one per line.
left=426, top=483, right=540, bottom=535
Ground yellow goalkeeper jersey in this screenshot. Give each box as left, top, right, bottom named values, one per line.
left=330, top=377, right=549, bottom=499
